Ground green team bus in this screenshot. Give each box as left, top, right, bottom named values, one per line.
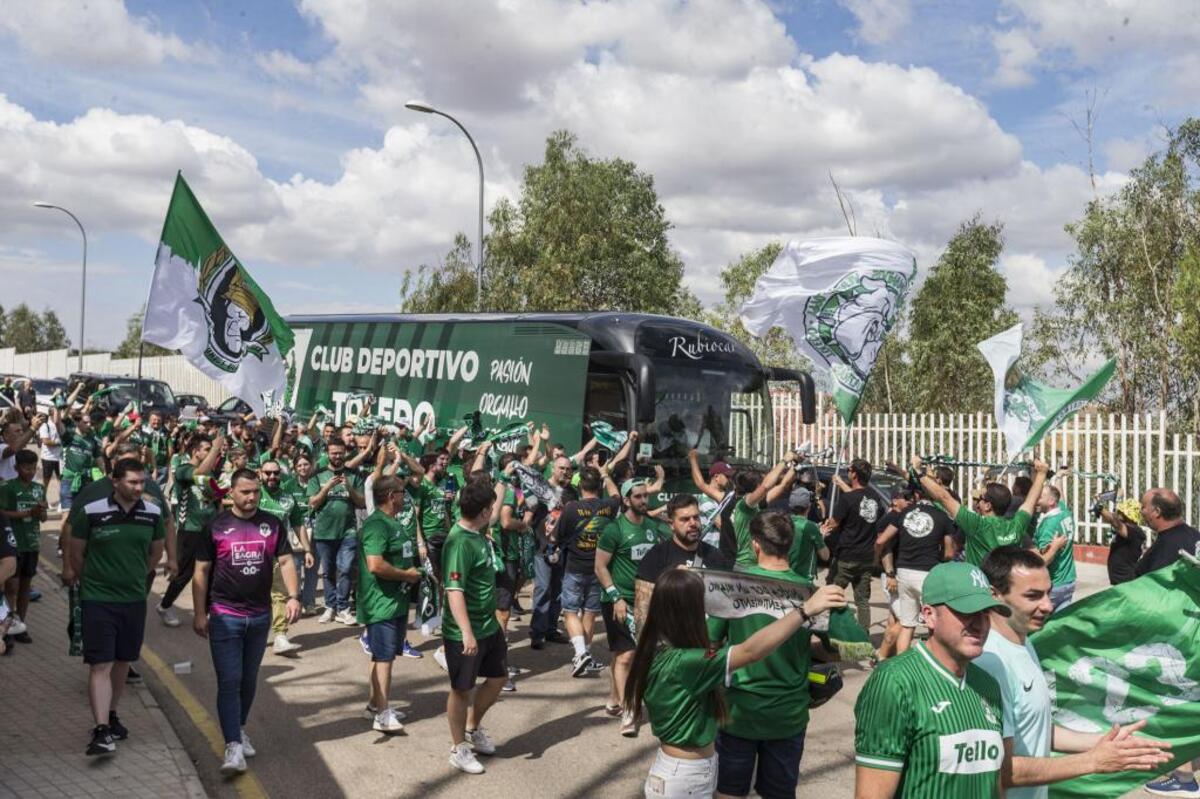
left=285, top=312, right=815, bottom=484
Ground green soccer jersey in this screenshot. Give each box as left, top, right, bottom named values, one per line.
left=490, top=486, right=520, bottom=563
left=1, top=479, right=46, bottom=551
left=789, top=517, right=825, bottom=581
left=732, top=498, right=760, bottom=567
left=73, top=496, right=167, bottom=603
left=357, top=509, right=417, bottom=625
left=61, top=424, right=101, bottom=490
left=139, top=426, right=170, bottom=468
left=707, top=565, right=814, bottom=740
left=173, top=462, right=220, bottom=533
left=597, top=514, right=669, bottom=603
left=282, top=475, right=312, bottom=529
left=955, top=507, right=1031, bottom=567
left=415, top=477, right=451, bottom=542
left=644, top=645, right=731, bottom=748
left=261, top=485, right=307, bottom=536
left=1034, top=501, right=1077, bottom=587
left=307, top=468, right=364, bottom=541
left=69, top=477, right=169, bottom=523
left=855, top=641, right=1004, bottom=798
left=440, top=522, right=501, bottom=642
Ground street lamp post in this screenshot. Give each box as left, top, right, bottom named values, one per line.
left=33, top=202, right=87, bottom=372
left=404, top=100, right=485, bottom=311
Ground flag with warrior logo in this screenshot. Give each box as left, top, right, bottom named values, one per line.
left=142, top=173, right=293, bottom=417
left=1034, top=556, right=1200, bottom=799
left=740, top=237, right=916, bottom=424
left=977, top=323, right=1115, bottom=458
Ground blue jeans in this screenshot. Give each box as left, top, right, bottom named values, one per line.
left=531, top=554, right=564, bottom=641
left=208, top=612, right=271, bottom=744
left=1049, top=582, right=1075, bottom=612
left=293, top=552, right=318, bottom=608
left=315, top=536, right=357, bottom=612
left=716, top=729, right=807, bottom=799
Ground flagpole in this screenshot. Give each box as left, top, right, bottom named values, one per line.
left=828, top=416, right=854, bottom=510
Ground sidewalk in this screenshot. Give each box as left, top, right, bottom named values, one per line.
left=0, top=553, right=207, bottom=799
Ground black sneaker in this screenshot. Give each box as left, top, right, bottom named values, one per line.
left=529, top=638, right=545, bottom=650
left=86, top=725, right=116, bottom=756
left=125, top=667, right=142, bottom=684
left=13, top=631, right=31, bottom=644
left=108, top=711, right=129, bottom=740
left=545, top=631, right=570, bottom=645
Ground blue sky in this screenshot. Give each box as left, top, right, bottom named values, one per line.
left=1, top=0, right=1193, bottom=352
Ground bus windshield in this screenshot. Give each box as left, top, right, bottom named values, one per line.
left=642, top=359, right=772, bottom=468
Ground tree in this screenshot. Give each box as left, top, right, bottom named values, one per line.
left=3, top=304, right=46, bottom=354
left=113, top=306, right=174, bottom=358
left=40, top=310, right=69, bottom=350
left=402, top=130, right=691, bottom=314
left=905, top=217, right=1018, bottom=414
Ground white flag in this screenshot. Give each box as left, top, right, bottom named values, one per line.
left=740, top=237, right=916, bottom=423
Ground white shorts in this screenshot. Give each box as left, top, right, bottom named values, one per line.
left=645, top=749, right=718, bottom=798
left=895, top=568, right=929, bottom=628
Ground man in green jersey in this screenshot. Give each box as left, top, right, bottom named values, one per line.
left=68, top=458, right=166, bottom=757
left=1, top=450, right=47, bottom=642
left=1032, top=485, right=1076, bottom=610
left=787, top=486, right=828, bottom=582
left=728, top=454, right=795, bottom=566
left=157, top=433, right=225, bottom=627
left=914, top=456, right=1048, bottom=567
left=307, top=440, right=366, bottom=625
left=709, top=512, right=842, bottom=799
left=358, top=475, right=423, bottom=734
left=442, top=478, right=505, bottom=776
left=138, top=410, right=171, bottom=485
left=56, top=409, right=102, bottom=510
left=259, top=460, right=312, bottom=655
left=285, top=453, right=319, bottom=613
left=855, top=561, right=1010, bottom=797
left=595, top=477, right=668, bottom=734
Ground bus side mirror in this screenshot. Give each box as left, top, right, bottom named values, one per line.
left=589, top=351, right=656, bottom=424
left=766, top=367, right=816, bottom=425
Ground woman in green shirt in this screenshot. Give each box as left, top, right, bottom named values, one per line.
left=624, top=568, right=845, bottom=798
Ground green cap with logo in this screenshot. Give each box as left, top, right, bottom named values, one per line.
left=922, top=562, right=1011, bottom=617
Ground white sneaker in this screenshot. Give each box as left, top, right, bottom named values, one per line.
left=466, top=726, right=496, bottom=755
left=8, top=616, right=26, bottom=636
left=448, top=741, right=485, bottom=774
left=220, top=742, right=247, bottom=775
left=363, top=703, right=407, bottom=721
left=373, top=708, right=405, bottom=734
left=240, top=730, right=256, bottom=757
left=272, top=635, right=301, bottom=656
left=318, top=607, right=335, bottom=624
left=433, top=646, right=448, bottom=672
left=335, top=609, right=357, bottom=626
left=620, top=709, right=637, bottom=737
left=156, top=604, right=180, bottom=627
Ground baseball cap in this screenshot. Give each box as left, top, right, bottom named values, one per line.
left=710, top=460, right=734, bottom=477
left=789, top=486, right=812, bottom=509
left=620, top=478, right=648, bottom=497
left=922, top=562, right=1011, bottom=617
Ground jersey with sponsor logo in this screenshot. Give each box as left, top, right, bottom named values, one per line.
left=357, top=509, right=417, bottom=625
left=597, top=514, right=670, bottom=602
left=196, top=510, right=290, bottom=617
left=1, top=479, right=46, bottom=551
left=855, top=641, right=1004, bottom=798
left=956, top=507, right=1031, bottom=567
left=72, top=496, right=166, bottom=602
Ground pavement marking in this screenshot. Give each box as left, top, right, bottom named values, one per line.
left=39, top=555, right=270, bottom=799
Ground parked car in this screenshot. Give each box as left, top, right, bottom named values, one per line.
left=32, top=377, right=69, bottom=413
left=214, top=397, right=254, bottom=417
left=67, top=372, right=180, bottom=418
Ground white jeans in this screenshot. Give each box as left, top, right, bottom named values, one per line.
left=645, top=749, right=718, bottom=798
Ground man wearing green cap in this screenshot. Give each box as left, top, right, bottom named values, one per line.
left=854, top=560, right=1009, bottom=797
left=594, top=477, right=668, bottom=734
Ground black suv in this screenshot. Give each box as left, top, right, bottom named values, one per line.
left=67, top=372, right=180, bottom=418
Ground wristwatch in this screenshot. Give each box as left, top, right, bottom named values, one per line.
left=885, top=571, right=897, bottom=579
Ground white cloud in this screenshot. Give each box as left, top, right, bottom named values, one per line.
left=838, top=0, right=912, bottom=45
left=1001, top=0, right=1200, bottom=66
left=255, top=50, right=316, bottom=82
left=0, top=0, right=190, bottom=67
left=990, top=28, right=1038, bottom=88
left=999, top=252, right=1061, bottom=312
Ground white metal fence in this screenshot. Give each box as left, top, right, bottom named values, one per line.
left=0, top=348, right=232, bottom=404
left=766, top=391, right=1200, bottom=544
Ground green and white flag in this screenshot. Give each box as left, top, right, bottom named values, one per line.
left=142, top=174, right=293, bottom=418
left=1035, top=556, right=1200, bottom=799
left=740, top=237, right=916, bottom=423
left=588, top=420, right=628, bottom=452
left=977, top=323, right=1115, bottom=457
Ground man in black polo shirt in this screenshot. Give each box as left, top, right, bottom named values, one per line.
left=821, top=458, right=879, bottom=631
left=633, top=494, right=733, bottom=630
left=67, top=458, right=166, bottom=757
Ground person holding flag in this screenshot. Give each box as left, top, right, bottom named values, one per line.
left=1032, top=485, right=1077, bottom=611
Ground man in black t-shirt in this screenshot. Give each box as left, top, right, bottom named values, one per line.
left=821, top=458, right=879, bottom=631
left=1133, top=488, right=1200, bottom=578
left=1097, top=498, right=1147, bottom=585
left=876, top=495, right=954, bottom=656
left=556, top=467, right=620, bottom=676
left=633, top=494, right=733, bottom=631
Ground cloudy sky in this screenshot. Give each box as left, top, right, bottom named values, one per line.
left=2, top=0, right=1196, bottom=350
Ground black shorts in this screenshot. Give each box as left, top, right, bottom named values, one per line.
left=427, top=536, right=445, bottom=583
left=42, top=460, right=61, bottom=480
left=601, top=600, right=636, bottom=653
left=15, top=551, right=38, bottom=579
left=495, top=560, right=518, bottom=612
left=81, top=600, right=147, bottom=665
left=444, top=628, right=507, bottom=691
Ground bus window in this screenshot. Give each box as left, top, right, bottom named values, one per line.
left=584, top=372, right=627, bottom=446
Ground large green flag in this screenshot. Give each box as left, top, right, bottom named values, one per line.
left=1033, top=556, right=1200, bottom=799
left=142, top=173, right=293, bottom=418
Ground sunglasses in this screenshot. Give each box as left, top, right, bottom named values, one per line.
left=262, top=470, right=281, bottom=476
